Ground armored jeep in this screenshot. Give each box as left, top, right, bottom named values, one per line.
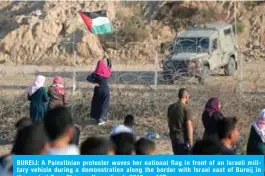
left=161, top=24, right=239, bottom=84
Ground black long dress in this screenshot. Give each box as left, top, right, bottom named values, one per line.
left=90, top=73, right=110, bottom=123
left=202, top=111, right=223, bottom=140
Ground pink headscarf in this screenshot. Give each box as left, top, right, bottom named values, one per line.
left=205, top=97, right=222, bottom=117
left=52, top=76, right=65, bottom=95
left=28, top=75, right=46, bottom=96
left=94, top=60, right=111, bottom=78
left=253, top=109, right=265, bottom=142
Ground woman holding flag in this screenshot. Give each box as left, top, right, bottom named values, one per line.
left=87, top=56, right=112, bottom=125
left=79, top=10, right=114, bottom=125
left=79, top=10, right=113, bottom=125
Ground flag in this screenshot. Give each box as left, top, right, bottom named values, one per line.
left=79, top=10, right=114, bottom=35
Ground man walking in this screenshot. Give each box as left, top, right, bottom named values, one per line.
left=167, top=88, right=194, bottom=155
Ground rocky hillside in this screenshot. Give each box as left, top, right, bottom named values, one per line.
left=0, top=1, right=264, bottom=66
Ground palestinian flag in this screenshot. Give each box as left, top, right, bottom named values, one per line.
left=79, top=10, right=114, bottom=35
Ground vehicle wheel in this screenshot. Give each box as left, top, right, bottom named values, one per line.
left=198, top=66, right=209, bottom=85
left=224, top=57, right=236, bottom=76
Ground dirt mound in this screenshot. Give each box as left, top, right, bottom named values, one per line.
left=0, top=1, right=265, bottom=65
left=0, top=1, right=117, bottom=65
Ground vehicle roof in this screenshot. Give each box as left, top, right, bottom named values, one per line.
left=179, top=30, right=217, bottom=38
left=178, top=24, right=232, bottom=38
left=207, top=23, right=232, bottom=30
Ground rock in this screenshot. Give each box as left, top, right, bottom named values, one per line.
left=253, top=40, right=260, bottom=47
left=246, top=42, right=252, bottom=48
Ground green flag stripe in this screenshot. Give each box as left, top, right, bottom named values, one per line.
left=92, top=23, right=114, bottom=34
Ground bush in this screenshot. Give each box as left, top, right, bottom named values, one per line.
left=100, top=26, right=150, bottom=47
left=235, top=23, right=245, bottom=34
left=119, top=26, right=150, bottom=43
left=160, top=41, right=173, bottom=54
left=101, top=3, right=149, bottom=45
left=0, top=81, right=264, bottom=154
left=244, top=1, right=265, bottom=9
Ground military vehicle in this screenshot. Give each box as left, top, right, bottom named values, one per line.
left=161, top=24, right=239, bottom=84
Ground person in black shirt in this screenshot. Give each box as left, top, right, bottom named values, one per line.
left=192, top=138, right=224, bottom=155
left=167, top=88, right=193, bottom=155
left=217, top=117, right=239, bottom=154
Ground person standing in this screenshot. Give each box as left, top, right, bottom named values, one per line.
left=47, top=76, right=80, bottom=145
left=87, top=57, right=112, bottom=126
left=246, top=109, right=265, bottom=155
left=167, top=88, right=193, bottom=155
left=48, top=76, right=68, bottom=110
left=202, top=97, right=224, bottom=140
left=27, top=75, right=48, bottom=122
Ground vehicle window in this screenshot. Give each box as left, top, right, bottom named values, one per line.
left=198, top=38, right=209, bottom=51
left=224, top=28, right=231, bottom=35
left=174, top=37, right=209, bottom=53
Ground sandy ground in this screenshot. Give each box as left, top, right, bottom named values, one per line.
left=0, top=62, right=265, bottom=155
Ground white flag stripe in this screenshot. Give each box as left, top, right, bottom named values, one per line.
left=92, top=17, right=111, bottom=26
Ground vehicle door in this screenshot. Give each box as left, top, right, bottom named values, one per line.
left=209, top=37, right=222, bottom=69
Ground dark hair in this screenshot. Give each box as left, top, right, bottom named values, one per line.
left=110, top=132, right=135, bottom=155
left=178, top=88, right=188, bottom=99
left=80, top=137, right=112, bottom=155
left=44, top=107, right=73, bottom=141
left=124, top=115, right=134, bottom=127
left=192, top=139, right=223, bottom=155
left=15, top=118, right=32, bottom=131
left=12, top=122, right=48, bottom=155
left=217, top=117, right=238, bottom=140
left=135, top=138, right=155, bottom=155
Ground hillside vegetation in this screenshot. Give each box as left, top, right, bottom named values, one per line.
left=0, top=1, right=265, bottom=65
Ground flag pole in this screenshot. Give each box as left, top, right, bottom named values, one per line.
left=154, top=50, right=158, bottom=90
left=72, top=27, right=77, bottom=95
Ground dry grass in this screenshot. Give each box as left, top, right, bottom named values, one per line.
left=0, top=81, right=264, bottom=154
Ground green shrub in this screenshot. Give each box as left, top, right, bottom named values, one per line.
left=244, top=1, right=264, bottom=9
left=114, top=4, right=149, bottom=44
left=119, top=26, right=149, bottom=43
left=235, top=23, right=245, bottom=34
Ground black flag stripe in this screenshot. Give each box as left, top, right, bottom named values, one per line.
left=81, top=10, right=107, bottom=19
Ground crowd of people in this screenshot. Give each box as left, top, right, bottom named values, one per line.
left=0, top=57, right=264, bottom=175
left=168, top=88, right=265, bottom=156
left=0, top=106, right=156, bottom=175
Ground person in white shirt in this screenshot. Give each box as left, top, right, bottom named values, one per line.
left=44, top=107, right=80, bottom=155
left=110, top=114, right=135, bottom=137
